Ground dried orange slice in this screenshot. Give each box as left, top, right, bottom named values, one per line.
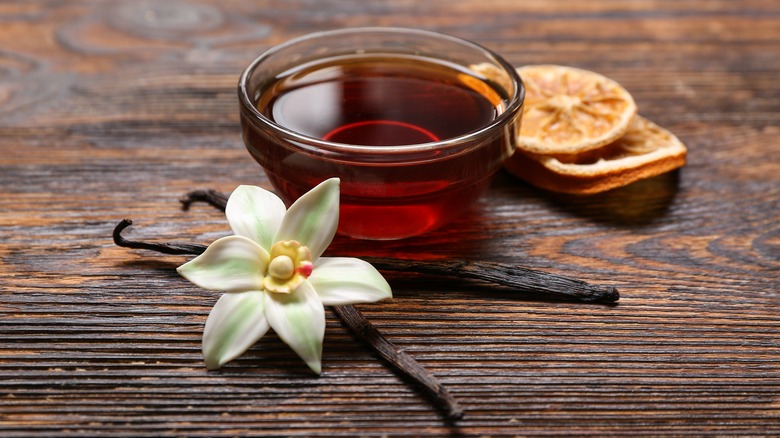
left=516, top=64, right=637, bottom=156
left=505, top=115, right=687, bottom=194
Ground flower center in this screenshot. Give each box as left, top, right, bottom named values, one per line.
left=263, top=240, right=313, bottom=294
left=268, top=255, right=295, bottom=281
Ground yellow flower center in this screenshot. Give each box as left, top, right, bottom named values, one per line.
left=268, top=255, right=295, bottom=280
left=263, top=240, right=313, bottom=294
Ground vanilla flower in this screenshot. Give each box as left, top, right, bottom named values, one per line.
left=177, top=178, right=391, bottom=373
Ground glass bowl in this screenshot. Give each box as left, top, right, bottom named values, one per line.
left=239, top=27, right=524, bottom=240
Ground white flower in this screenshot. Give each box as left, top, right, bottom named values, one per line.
left=177, top=178, right=392, bottom=373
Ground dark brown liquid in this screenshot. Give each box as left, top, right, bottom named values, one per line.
left=248, top=55, right=513, bottom=239
left=258, top=56, right=500, bottom=146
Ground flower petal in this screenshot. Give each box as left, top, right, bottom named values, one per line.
left=177, top=235, right=269, bottom=293
left=264, top=281, right=325, bottom=374
left=202, top=291, right=269, bottom=370
left=226, top=185, right=287, bottom=250
left=274, top=178, right=339, bottom=261
left=308, top=257, right=392, bottom=306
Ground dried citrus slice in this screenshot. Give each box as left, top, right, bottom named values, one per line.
left=516, top=64, right=637, bottom=156
left=505, top=115, right=687, bottom=194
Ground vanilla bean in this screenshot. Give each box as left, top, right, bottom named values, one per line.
left=113, top=219, right=207, bottom=255
left=180, top=189, right=228, bottom=211
left=331, top=305, right=464, bottom=420
left=112, top=219, right=462, bottom=419
left=363, top=258, right=619, bottom=303
left=178, top=188, right=619, bottom=303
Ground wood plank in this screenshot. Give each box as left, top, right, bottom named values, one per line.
left=1, top=0, right=778, bottom=435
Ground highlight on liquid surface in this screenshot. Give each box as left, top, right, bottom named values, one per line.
left=257, top=54, right=503, bottom=146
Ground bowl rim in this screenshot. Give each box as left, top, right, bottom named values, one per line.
left=238, top=26, right=524, bottom=156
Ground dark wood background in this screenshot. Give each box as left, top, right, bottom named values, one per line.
left=1, top=0, right=778, bottom=436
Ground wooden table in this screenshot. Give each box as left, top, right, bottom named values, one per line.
left=1, top=1, right=778, bottom=436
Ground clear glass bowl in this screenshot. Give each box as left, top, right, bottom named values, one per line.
left=239, top=27, right=524, bottom=240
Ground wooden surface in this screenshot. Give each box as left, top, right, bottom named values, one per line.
left=1, top=0, right=778, bottom=436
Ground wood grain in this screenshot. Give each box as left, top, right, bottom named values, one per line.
left=1, top=0, right=778, bottom=436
